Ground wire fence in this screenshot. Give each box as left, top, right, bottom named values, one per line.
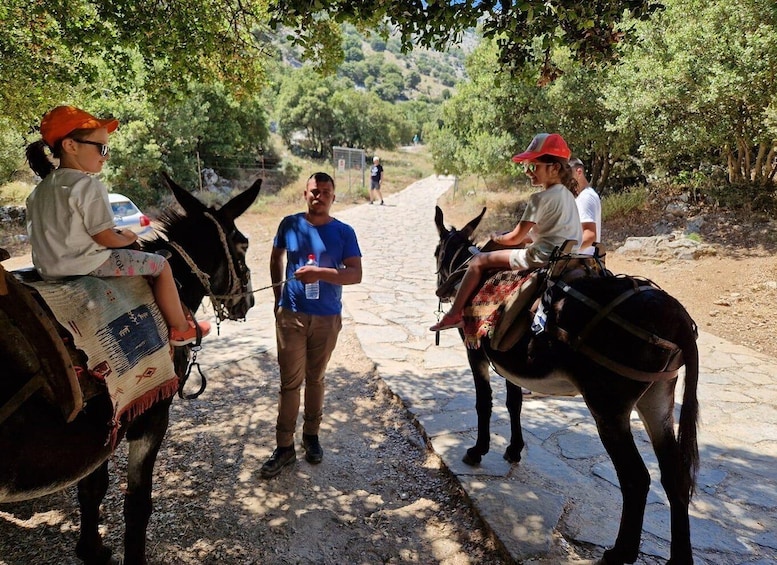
left=332, top=147, right=366, bottom=195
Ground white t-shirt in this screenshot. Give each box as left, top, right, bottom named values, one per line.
left=510, top=184, right=582, bottom=270
left=575, top=186, right=602, bottom=255
left=26, top=168, right=115, bottom=279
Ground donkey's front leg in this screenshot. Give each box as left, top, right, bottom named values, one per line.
left=503, top=380, right=524, bottom=463
left=463, top=345, right=495, bottom=465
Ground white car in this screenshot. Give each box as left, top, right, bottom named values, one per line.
left=109, top=193, right=154, bottom=238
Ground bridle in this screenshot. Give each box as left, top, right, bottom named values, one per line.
left=168, top=212, right=250, bottom=325
left=435, top=229, right=477, bottom=301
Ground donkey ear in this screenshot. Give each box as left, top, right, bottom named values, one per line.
left=434, top=206, right=447, bottom=236
left=461, top=207, right=487, bottom=238
left=220, top=178, right=262, bottom=222
left=162, top=172, right=206, bottom=216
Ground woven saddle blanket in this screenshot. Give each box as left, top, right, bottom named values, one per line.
left=462, top=269, right=540, bottom=349
left=25, top=276, right=178, bottom=429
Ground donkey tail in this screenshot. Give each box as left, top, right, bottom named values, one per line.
left=678, top=322, right=700, bottom=497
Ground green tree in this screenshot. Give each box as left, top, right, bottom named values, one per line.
left=607, top=0, right=777, bottom=185
left=99, top=83, right=269, bottom=207
left=406, top=71, right=422, bottom=91
left=343, top=33, right=365, bottom=62
left=0, top=0, right=273, bottom=131
left=275, top=68, right=344, bottom=156
left=270, top=0, right=661, bottom=81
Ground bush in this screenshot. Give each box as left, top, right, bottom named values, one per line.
left=602, top=187, right=649, bottom=221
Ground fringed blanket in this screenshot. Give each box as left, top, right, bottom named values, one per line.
left=463, top=269, right=539, bottom=349
left=25, top=276, right=178, bottom=436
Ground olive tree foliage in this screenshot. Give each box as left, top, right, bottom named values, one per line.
left=0, top=0, right=273, bottom=132
left=102, top=84, right=269, bottom=207
left=0, top=0, right=277, bottom=186
left=275, top=68, right=343, bottom=156
left=606, top=0, right=777, bottom=185
left=270, top=0, right=661, bottom=81
left=275, top=67, right=414, bottom=156
left=425, top=39, right=636, bottom=192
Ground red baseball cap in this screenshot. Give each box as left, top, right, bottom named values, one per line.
left=511, top=133, right=571, bottom=162
left=40, top=105, right=119, bottom=147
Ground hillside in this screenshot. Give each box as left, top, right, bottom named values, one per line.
left=274, top=23, right=475, bottom=101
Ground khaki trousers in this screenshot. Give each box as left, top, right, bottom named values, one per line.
left=274, top=308, right=342, bottom=447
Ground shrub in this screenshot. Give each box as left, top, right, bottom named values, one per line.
left=602, top=187, right=648, bottom=221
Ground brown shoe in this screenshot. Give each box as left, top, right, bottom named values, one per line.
left=260, top=446, right=296, bottom=478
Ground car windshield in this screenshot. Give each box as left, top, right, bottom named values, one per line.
left=111, top=200, right=139, bottom=217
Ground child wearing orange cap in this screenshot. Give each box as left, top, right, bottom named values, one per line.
left=431, top=132, right=582, bottom=331
left=25, top=105, right=210, bottom=346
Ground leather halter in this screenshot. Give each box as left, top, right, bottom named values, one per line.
left=435, top=231, right=475, bottom=299
left=168, top=212, right=248, bottom=324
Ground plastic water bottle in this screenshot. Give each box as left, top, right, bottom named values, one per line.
left=304, top=254, right=319, bottom=300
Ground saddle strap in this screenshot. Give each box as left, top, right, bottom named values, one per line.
left=577, top=340, right=680, bottom=382
left=555, top=280, right=681, bottom=353
left=0, top=373, right=46, bottom=426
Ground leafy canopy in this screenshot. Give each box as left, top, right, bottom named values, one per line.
left=0, top=0, right=271, bottom=130
left=270, top=0, right=662, bottom=79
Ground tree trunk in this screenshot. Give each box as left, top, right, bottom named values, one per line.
left=725, top=144, right=738, bottom=183
left=753, top=143, right=768, bottom=183
left=599, top=159, right=612, bottom=195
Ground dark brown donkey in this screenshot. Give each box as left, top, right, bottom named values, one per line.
left=433, top=206, right=699, bottom=565
left=0, top=174, right=261, bottom=564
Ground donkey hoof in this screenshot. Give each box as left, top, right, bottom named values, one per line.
left=76, top=543, right=114, bottom=565
left=503, top=445, right=522, bottom=464
left=462, top=447, right=485, bottom=466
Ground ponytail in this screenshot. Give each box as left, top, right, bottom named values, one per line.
left=558, top=161, right=579, bottom=196
left=26, top=140, right=56, bottom=178
left=538, top=155, right=578, bottom=195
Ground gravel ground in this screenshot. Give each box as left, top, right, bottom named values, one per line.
left=0, top=326, right=508, bottom=565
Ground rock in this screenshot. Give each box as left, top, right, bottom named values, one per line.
left=0, top=206, right=26, bottom=226
left=665, top=202, right=688, bottom=218
left=614, top=231, right=716, bottom=260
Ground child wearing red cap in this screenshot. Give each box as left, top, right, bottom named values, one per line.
left=25, top=105, right=210, bottom=346
left=431, top=132, right=582, bottom=331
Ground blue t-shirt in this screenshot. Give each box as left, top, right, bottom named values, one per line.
left=273, top=213, right=362, bottom=316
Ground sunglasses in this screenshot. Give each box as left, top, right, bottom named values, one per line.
left=72, top=138, right=110, bottom=157
left=522, top=162, right=549, bottom=173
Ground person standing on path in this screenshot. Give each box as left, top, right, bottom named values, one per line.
left=261, top=172, right=363, bottom=479
left=370, top=156, right=384, bottom=205
left=569, top=157, right=602, bottom=255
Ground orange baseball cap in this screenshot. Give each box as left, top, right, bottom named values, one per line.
left=40, top=105, right=119, bottom=147
left=511, top=133, right=571, bottom=162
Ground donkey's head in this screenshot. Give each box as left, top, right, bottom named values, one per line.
left=433, top=206, right=486, bottom=300
left=155, top=173, right=262, bottom=320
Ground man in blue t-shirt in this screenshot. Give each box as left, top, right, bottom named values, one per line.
left=262, top=171, right=363, bottom=478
